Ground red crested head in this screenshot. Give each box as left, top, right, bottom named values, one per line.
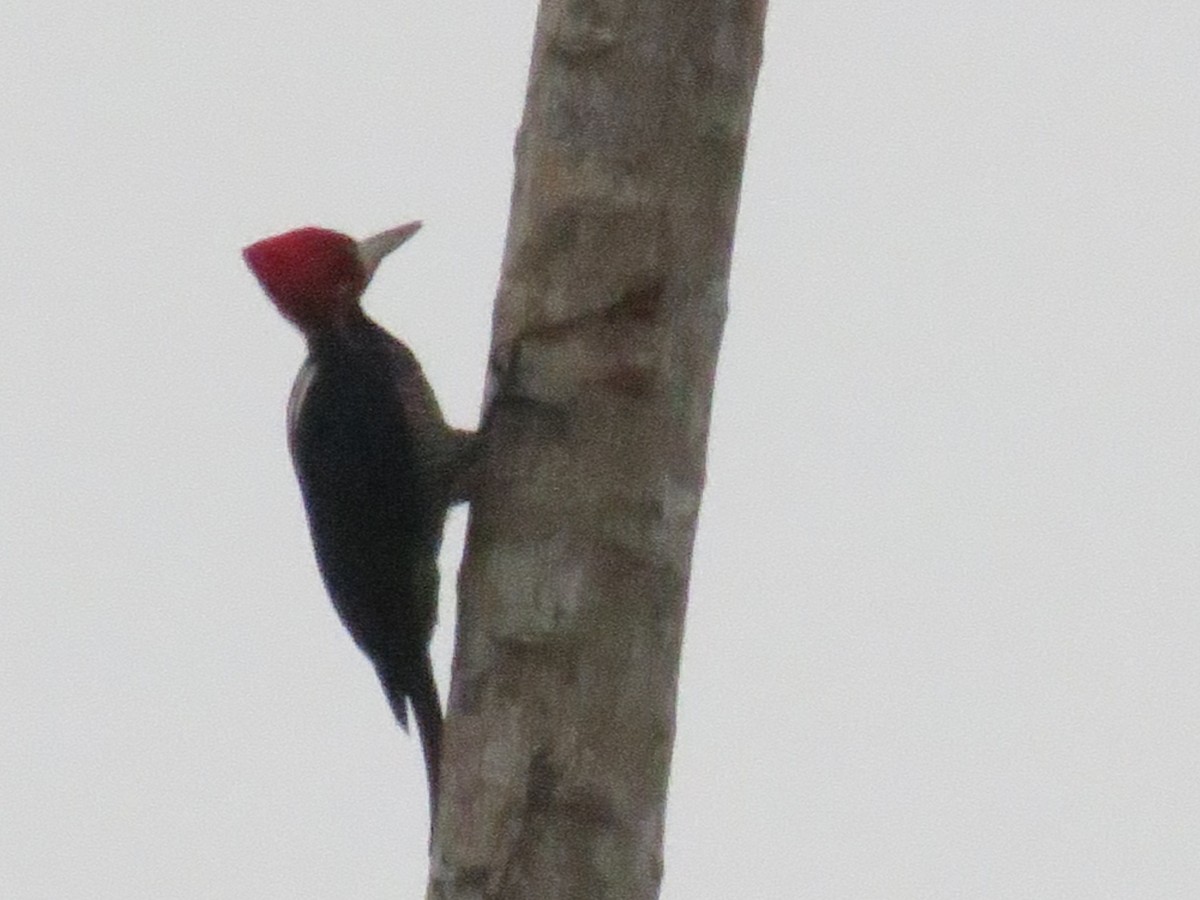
left=243, top=222, right=421, bottom=332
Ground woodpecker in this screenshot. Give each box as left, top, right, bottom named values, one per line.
left=243, top=222, right=472, bottom=819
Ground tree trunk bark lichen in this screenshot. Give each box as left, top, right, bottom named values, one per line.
left=429, top=2, right=766, bottom=897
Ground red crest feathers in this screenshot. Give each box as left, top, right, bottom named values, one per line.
left=243, top=228, right=366, bottom=331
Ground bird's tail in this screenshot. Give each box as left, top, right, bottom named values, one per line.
left=380, top=654, right=442, bottom=826
left=408, top=653, right=443, bottom=825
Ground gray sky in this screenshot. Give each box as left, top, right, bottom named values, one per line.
left=3, top=2, right=1198, bottom=897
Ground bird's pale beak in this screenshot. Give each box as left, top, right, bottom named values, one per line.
left=357, top=221, right=423, bottom=279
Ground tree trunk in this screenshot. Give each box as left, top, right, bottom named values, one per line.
left=429, top=2, right=767, bottom=897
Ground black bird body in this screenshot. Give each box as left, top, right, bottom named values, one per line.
left=289, top=313, right=468, bottom=809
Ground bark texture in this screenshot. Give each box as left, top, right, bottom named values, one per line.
left=429, top=2, right=766, bottom=897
